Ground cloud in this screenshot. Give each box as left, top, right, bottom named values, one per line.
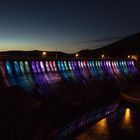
left=74, top=36, right=124, bottom=44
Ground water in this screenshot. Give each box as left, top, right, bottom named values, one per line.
left=74, top=105, right=140, bottom=140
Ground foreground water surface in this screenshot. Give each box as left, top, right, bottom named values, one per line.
left=74, top=104, right=140, bottom=140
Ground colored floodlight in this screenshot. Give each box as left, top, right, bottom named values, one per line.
left=49, top=61, right=54, bottom=71
left=31, top=61, right=37, bottom=73
left=25, top=61, right=30, bottom=73
left=53, top=61, right=57, bottom=71
left=36, top=61, right=41, bottom=73
left=46, top=61, right=50, bottom=72
left=68, top=61, right=72, bottom=70
left=40, top=61, right=45, bottom=72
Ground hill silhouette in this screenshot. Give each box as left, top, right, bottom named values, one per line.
left=0, top=32, right=139, bottom=59
left=79, top=32, right=140, bottom=58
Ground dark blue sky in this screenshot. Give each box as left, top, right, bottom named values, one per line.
left=0, top=0, right=140, bottom=53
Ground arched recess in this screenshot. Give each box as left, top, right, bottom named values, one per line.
left=5, top=61, right=13, bottom=77
left=25, top=61, right=30, bottom=73
left=31, top=61, right=37, bottom=73
left=0, top=61, right=6, bottom=78
left=14, top=61, right=21, bottom=75
left=20, top=61, right=25, bottom=74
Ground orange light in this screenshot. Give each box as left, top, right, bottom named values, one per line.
left=101, top=54, right=105, bottom=59
left=75, top=53, right=79, bottom=58
left=128, top=55, right=131, bottom=59
left=131, top=55, right=137, bottom=60
left=42, top=51, right=47, bottom=57
left=124, top=108, right=131, bottom=125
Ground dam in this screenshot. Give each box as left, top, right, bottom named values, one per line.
left=0, top=57, right=139, bottom=139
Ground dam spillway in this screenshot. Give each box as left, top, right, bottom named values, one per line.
left=0, top=59, right=138, bottom=105
left=0, top=58, right=139, bottom=139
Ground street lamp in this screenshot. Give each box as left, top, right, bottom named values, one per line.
left=127, top=55, right=131, bottom=59
left=101, top=54, right=105, bottom=59
left=42, top=51, right=47, bottom=57
left=75, top=53, right=79, bottom=58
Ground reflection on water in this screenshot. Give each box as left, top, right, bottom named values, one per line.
left=122, top=108, right=133, bottom=130
left=91, top=118, right=110, bottom=140
left=75, top=118, right=110, bottom=140
left=124, top=108, right=131, bottom=125
left=75, top=106, right=140, bottom=140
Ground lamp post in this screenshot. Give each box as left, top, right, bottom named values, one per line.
left=101, top=54, right=105, bottom=59
left=75, top=53, right=79, bottom=58
left=42, top=51, right=47, bottom=57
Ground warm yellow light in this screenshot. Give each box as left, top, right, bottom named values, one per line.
left=124, top=108, right=131, bottom=125
left=42, top=51, right=47, bottom=57
left=101, top=54, right=105, bottom=58
left=128, top=55, right=131, bottom=59
left=97, top=118, right=107, bottom=127
left=131, top=55, right=137, bottom=60
left=95, top=118, right=109, bottom=136
left=75, top=53, right=79, bottom=58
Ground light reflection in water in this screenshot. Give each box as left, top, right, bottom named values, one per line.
left=122, top=108, right=133, bottom=130
left=95, top=118, right=109, bottom=135
left=75, top=118, right=110, bottom=140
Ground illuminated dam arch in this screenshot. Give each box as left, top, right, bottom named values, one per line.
left=20, top=61, right=25, bottom=74
left=45, top=61, right=50, bottom=72
left=14, top=61, right=21, bottom=75
left=36, top=61, right=41, bottom=73
left=31, top=61, right=37, bottom=73
left=0, top=59, right=137, bottom=79
left=53, top=61, right=57, bottom=71
left=40, top=61, right=46, bottom=72
left=5, top=61, right=13, bottom=77
left=25, top=61, right=30, bottom=73
left=49, top=61, right=54, bottom=71
left=0, top=61, right=7, bottom=78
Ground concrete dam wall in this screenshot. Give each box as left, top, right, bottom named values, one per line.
left=0, top=59, right=138, bottom=104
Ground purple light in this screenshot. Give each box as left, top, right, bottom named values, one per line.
left=45, top=61, right=50, bottom=72
left=49, top=61, right=54, bottom=71
left=100, top=61, right=103, bottom=67
left=83, top=61, right=86, bottom=68
left=74, top=61, right=77, bottom=69
left=104, top=61, right=107, bottom=67
left=80, top=61, right=84, bottom=68
left=40, top=61, right=45, bottom=72
left=53, top=61, right=57, bottom=71
left=131, top=61, right=134, bottom=66
left=36, top=61, right=41, bottom=73
left=31, top=61, right=37, bottom=73
left=71, top=61, right=75, bottom=70
left=78, top=61, right=81, bottom=68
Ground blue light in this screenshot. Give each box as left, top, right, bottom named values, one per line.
left=5, top=61, right=13, bottom=77
left=64, top=61, right=68, bottom=70
left=57, top=61, right=62, bottom=71
left=61, top=61, right=65, bottom=71
left=31, top=61, right=37, bottom=73
left=14, top=61, right=21, bottom=75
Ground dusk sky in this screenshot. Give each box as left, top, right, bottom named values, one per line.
left=0, top=0, right=140, bottom=53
